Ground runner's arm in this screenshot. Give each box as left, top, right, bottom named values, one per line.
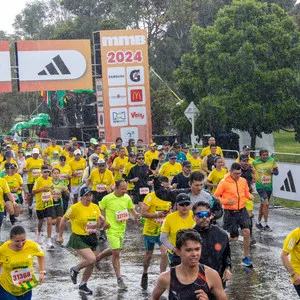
left=57, top=216, right=68, bottom=240
left=6, top=192, right=15, bottom=203
left=37, top=256, right=46, bottom=284
left=151, top=272, right=170, bottom=300
left=160, top=232, right=175, bottom=252
left=203, top=267, right=228, bottom=300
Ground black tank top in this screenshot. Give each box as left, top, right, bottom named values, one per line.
left=169, top=264, right=215, bottom=300
left=207, top=155, right=216, bottom=171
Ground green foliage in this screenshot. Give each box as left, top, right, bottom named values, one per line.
left=175, top=0, right=300, bottom=148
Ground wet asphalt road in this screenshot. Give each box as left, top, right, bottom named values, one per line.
left=1, top=203, right=300, bottom=300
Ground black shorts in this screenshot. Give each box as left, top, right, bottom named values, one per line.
left=91, top=191, right=108, bottom=205
left=36, top=207, right=53, bottom=220
left=52, top=204, right=64, bottom=219
left=27, top=184, right=34, bottom=194
left=223, top=208, right=250, bottom=238
left=257, top=189, right=272, bottom=202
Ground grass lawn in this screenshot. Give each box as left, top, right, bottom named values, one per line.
left=273, top=130, right=300, bottom=208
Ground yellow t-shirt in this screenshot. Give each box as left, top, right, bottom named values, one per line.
left=0, top=239, right=44, bottom=296
left=32, top=144, right=42, bottom=153
left=112, top=156, right=128, bottom=181
left=69, top=158, right=86, bottom=186
left=161, top=210, right=195, bottom=247
left=33, top=176, right=54, bottom=210
left=201, top=146, right=223, bottom=158
left=283, top=228, right=300, bottom=283
left=88, top=168, right=115, bottom=192
left=24, top=157, right=44, bottom=184
left=143, top=192, right=172, bottom=236
left=1, top=159, right=18, bottom=171
left=99, top=144, right=108, bottom=155
left=64, top=202, right=101, bottom=235
left=188, top=157, right=203, bottom=172
left=4, top=174, right=23, bottom=195
left=11, top=144, right=18, bottom=153
left=123, top=162, right=136, bottom=190
left=61, top=149, right=69, bottom=158
left=159, top=162, right=182, bottom=179
left=207, top=167, right=228, bottom=193
left=43, top=145, right=62, bottom=157
left=145, top=150, right=159, bottom=166
left=0, top=178, right=10, bottom=212
left=186, top=153, right=192, bottom=160
left=66, top=156, right=74, bottom=165
left=55, top=164, right=72, bottom=186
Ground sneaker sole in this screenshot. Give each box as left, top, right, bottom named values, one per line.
left=241, top=262, right=253, bottom=267
left=79, top=290, right=92, bottom=295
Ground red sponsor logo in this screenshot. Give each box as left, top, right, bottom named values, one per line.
left=130, top=89, right=143, bottom=102
left=131, top=112, right=145, bottom=119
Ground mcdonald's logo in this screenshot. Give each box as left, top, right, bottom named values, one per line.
left=130, top=89, right=143, bottom=102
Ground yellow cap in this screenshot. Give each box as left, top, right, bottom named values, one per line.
left=71, top=137, right=77, bottom=141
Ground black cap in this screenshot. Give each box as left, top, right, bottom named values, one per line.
left=182, top=160, right=191, bottom=167
left=80, top=187, right=92, bottom=197
left=68, top=146, right=75, bottom=152
left=4, top=151, right=12, bottom=158
left=4, top=162, right=13, bottom=169
left=163, top=141, right=170, bottom=146
left=128, top=138, right=135, bottom=143
left=169, top=152, right=177, bottom=159
left=243, top=145, right=250, bottom=151
left=182, top=144, right=189, bottom=149
left=176, top=193, right=191, bottom=205
left=129, top=152, right=136, bottom=157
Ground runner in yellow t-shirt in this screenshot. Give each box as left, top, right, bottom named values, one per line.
left=57, top=187, right=109, bottom=295
left=4, top=164, right=24, bottom=205
left=158, top=153, right=182, bottom=180
left=111, top=147, right=128, bottom=181
left=0, top=226, right=45, bottom=298
left=188, top=149, right=203, bottom=172
left=200, top=137, right=223, bottom=159
left=32, top=165, right=54, bottom=250
left=140, top=187, right=172, bottom=289
left=122, top=152, right=137, bottom=197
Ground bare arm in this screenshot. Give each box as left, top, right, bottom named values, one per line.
left=37, top=256, right=46, bottom=284
left=281, top=251, right=300, bottom=285
left=151, top=271, right=170, bottom=300
left=204, top=267, right=228, bottom=300
left=141, top=203, right=168, bottom=219
left=201, top=157, right=209, bottom=173
left=56, top=216, right=68, bottom=243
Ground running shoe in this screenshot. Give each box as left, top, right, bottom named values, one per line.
left=256, top=223, right=263, bottom=230
left=70, top=267, right=79, bottom=284
left=241, top=256, right=253, bottom=267
left=117, top=277, right=127, bottom=290
left=250, top=239, right=257, bottom=246
left=35, top=231, right=42, bottom=244
left=141, top=273, right=148, bottom=289
left=45, top=241, right=55, bottom=251
left=264, top=225, right=272, bottom=232
left=79, top=283, right=93, bottom=295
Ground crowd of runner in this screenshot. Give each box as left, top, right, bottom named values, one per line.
left=0, top=135, right=299, bottom=299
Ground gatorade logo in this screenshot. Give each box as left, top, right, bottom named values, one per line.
left=130, top=70, right=141, bottom=82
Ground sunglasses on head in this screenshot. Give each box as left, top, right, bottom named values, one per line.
left=196, top=211, right=211, bottom=218
left=178, top=202, right=190, bottom=207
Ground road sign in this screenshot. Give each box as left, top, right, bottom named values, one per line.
left=184, top=101, right=199, bottom=123
left=0, top=41, right=12, bottom=92
left=16, top=40, right=93, bottom=92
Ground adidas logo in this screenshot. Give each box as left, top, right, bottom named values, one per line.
left=280, top=170, right=296, bottom=193
left=38, top=55, right=71, bottom=76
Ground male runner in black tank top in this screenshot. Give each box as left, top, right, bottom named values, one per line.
left=151, top=229, right=227, bottom=300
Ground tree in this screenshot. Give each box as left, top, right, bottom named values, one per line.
left=175, top=0, right=300, bottom=148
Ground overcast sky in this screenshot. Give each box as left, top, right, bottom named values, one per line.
left=1, top=0, right=300, bottom=34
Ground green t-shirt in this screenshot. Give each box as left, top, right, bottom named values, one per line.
left=99, top=192, right=134, bottom=235
left=252, top=157, right=278, bottom=191
left=52, top=179, right=66, bottom=206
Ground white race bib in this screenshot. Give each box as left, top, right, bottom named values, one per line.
left=10, top=268, right=32, bottom=286
left=262, top=176, right=271, bottom=184
left=116, top=209, right=129, bottom=222
left=85, top=221, right=97, bottom=234
left=76, top=170, right=83, bottom=177
left=139, top=187, right=150, bottom=195
left=32, top=169, right=40, bottom=177
left=60, top=174, right=67, bottom=180
left=96, top=184, right=106, bottom=193
left=42, top=192, right=51, bottom=202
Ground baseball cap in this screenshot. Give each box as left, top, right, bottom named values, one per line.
left=182, top=160, right=191, bottom=168
left=4, top=151, right=12, bottom=158
left=182, top=144, right=189, bottom=149
left=157, top=145, right=163, bottom=151
left=6, top=144, right=11, bottom=148
left=129, top=152, right=136, bottom=157
left=18, top=149, right=24, bottom=153
left=71, top=137, right=77, bottom=141
left=68, top=146, right=75, bottom=152
left=150, top=142, right=157, bottom=147
left=243, top=145, right=250, bottom=151
left=97, top=159, right=106, bottom=165
left=110, top=144, right=116, bottom=150
left=163, top=141, right=170, bottom=146
left=176, top=193, right=191, bottom=205
left=90, top=138, right=98, bottom=145
left=90, top=154, right=99, bottom=162
left=4, top=162, right=13, bottom=169
left=80, top=186, right=92, bottom=197
left=169, top=152, right=176, bottom=159
left=192, top=149, right=199, bottom=153
left=128, top=138, right=135, bottom=143
left=240, top=154, right=249, bottom=162
left=74, top=149, right=81, bottom=155
left=32, top=148, right=39, bottom=154
left=53, top=150, right=59, bottom=155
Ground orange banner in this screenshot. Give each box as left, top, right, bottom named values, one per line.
left=99, top=29, right=152, bottom=144
left=17, top=40, right=93, bottom=92
left=0, top=41, right=12, bottom=93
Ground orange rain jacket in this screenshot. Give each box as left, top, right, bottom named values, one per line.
left=214, top=173, right=252, bottom=210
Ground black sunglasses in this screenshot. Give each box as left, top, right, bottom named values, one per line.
left=178, top=202, right=190, bottom=206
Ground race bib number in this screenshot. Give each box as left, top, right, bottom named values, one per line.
left=76, top=170, right=83, bottom=177
left=262, top=176, right=271, bottom=184
left=42, top=192, right=51, bottom=202
left=32, top=169, right=40, bottom=177
left=116, top=209, right=129, bottom=222
left=86, top=221, right=97, bottom=234
left=60, top=173, right=67, bottom=180
left=52, top=190, right=61, bottom=200
left=11, top=268, right=32, bottom=286
left=96, top=184, right=106, bottom=193
left=139, top=187, right=150, bottom=195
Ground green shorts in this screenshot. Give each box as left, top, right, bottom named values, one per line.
left=67, top=233, right=98, bottom=251
left=107, top=234, right=124, bottom=250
